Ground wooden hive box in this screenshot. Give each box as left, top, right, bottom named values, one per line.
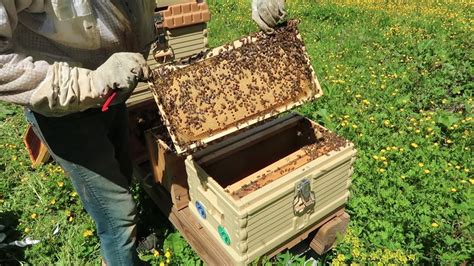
left=149, top=21, right=356, bottom=265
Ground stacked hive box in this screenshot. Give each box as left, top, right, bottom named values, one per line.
left=128, top=1, right=210, bottom=107
left=157, top=2, right=210, bottom=60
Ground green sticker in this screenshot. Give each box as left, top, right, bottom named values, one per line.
left=218, top=225, right=231, bottom=245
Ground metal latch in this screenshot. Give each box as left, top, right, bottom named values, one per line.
left=293, top=178, right=316, bottom=216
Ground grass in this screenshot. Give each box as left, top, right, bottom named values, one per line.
left=1, top=0, right=473, bottom=265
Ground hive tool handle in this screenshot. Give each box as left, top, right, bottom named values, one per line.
left=102, top=92, right=118, bottom=112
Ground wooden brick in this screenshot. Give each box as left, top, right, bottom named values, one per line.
left=310, top=212, right=350, bottom=255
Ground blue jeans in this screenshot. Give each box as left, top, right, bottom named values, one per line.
left=25, top=104, right=139, bottom=266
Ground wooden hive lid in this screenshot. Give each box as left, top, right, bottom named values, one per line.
left=149, top=20, right=322, bottom=155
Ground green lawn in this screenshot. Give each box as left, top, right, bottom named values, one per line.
left=1, top=1, right=472, bottom=265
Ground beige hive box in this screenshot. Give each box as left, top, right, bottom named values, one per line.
left=149, top=21, right=356, bottom=265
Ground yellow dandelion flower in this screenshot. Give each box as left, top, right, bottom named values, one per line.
left=418, top=162, right=424, bottom=167
left=378, top=168, right=385, bottom=173
left=68, top=216, right=74, bottom=222
left=83, top=230, right=93, bottom=237
left=57, top=182, right=64, bottom=187
left=380, top=156, right=387, bottom=161
left=24, top=227, right=30, bottom=233
left=373, top=155, right=379, bottom=160
left=431, top=222, right=439, bottom=228
left=159, top=262, right=165, bottom=266
left=400, top=175, right=406, bottom=179
left=337, top=254, right=346, bottom=261
left=469, top=179, right=474, bottom=185
left=464, top=168, right=470, bottom=173
left=446, top=139, right=453, bottom=144
left=411, top=143, right=418, bottom=148
left=450, top=188, right=457, bottom=192
left=424, top=169, right=430, bottom=174
left=352, top=124, right=358, bottom=129
left=166, top=259, right=170, bottom=264
left=31, top=213, right=38, bottom=219
left=165, top=251, right=171, bottom=259
left=383, top=120, right=390, bottom=126
left=50, top=199, right=56, bottom=205
left=152, top=249, right=160, bottom=257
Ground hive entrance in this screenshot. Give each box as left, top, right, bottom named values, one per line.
left=196, top=117, right=348, bottom=199
left=151, top=21, right=321, bottom=153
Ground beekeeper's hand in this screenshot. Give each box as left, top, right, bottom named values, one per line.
left=252, top=0, right=286, bottom=34
left=92, top=52, right=150, bottom=98
left=28, top=53, right=150, bottom=116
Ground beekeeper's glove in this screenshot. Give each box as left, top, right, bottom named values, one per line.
left=252, top=0, right=286, bottom=34
left=29, top=52, right=150, bottom=116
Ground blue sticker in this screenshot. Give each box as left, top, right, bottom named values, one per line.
left=195, top=201, right=206, bottom=219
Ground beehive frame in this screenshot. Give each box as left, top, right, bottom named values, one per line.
left=149, top=21, right=322, bottom=154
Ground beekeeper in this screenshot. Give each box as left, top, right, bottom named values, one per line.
left=0, top=0, right=285, bottom=265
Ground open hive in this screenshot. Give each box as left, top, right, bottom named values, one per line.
left=150, top=21, right=322, bottom=154
left=148, top=21, right=355, bottom=265
left=184, top=114, right=355, bottom=265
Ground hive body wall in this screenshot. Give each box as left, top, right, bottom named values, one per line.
left=186, top=116, right=356, bottom=265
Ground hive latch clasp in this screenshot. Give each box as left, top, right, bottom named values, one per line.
left=293, top=178, right=316, bottom=216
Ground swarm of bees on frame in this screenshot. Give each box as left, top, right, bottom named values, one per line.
left=151, top=21, right=316, bottom=147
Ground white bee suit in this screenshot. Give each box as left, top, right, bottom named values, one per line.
left=0, top=0, right=155, bottom=116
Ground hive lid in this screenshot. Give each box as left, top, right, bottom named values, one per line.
left=150, top=21, right=322, bottom=154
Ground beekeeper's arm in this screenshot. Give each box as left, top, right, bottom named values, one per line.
left=0, top=1, right=149, bottom=117
left=252, top=0, right=286, bottom=34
